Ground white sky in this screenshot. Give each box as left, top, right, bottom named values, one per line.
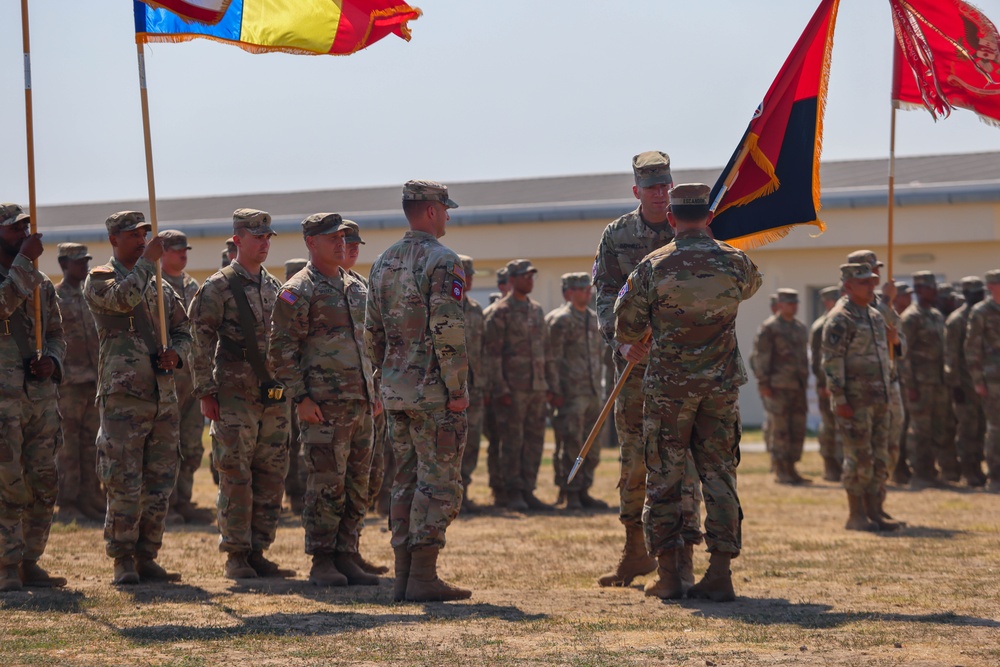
left=2, top=0, right=999, bottom=206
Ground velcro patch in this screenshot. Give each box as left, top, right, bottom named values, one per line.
left=279, top=289, right=298, bottom=305
left=451, top=279, right=464, bottom=301
left=617, top=277, right=632, bottom=299
left=91, top=265, right=115, bottom=277
left=451, top=263, right=466, bottom=283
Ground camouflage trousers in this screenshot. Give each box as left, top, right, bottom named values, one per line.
left=300, top=400, right=373, bottom=555
left=551, top=407, right=565, bottom=487
left=213, top=390, right=290, bottom=554
left=642, top=389, right=741, bottom=556
left=367, top=408, right=388, bottom=505
left=56, top=381, right=102, bottom=507
left=483, top=400, right=503, bottom=492
left=764, top=388, right=807, bottom=463
left=982, top=384, right=1000, bottom=483
left=953, top=388, right=986, bottom=467
left=0, top=390, right=60, bottom=567
left=816, top=391, right=841, bottom=462
left=96, top=393, right=179, bottom=559
left=497, top=390, right=547, bottom=493
left=460, top=387, right=486, bottom=489
left=835, top=401, right=890, bottom=496
left=616, top=358, right=702, bottom=543
left=171, top=389, right=205, bottom=509
left=886, top=380, right=904, bottom=473
left=285, top=412, right=305, bottom=503
left=555, top=394, right=601, bottom=492
left=387, top=407, right=466, bottom=550
left=905, top=383, right=953, bottom=479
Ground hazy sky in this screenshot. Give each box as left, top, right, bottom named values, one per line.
left=2, top=0, right=1000, bottom=206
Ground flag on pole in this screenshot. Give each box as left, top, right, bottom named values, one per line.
left=890, top=0, right=1000, bottom=127
left=709, top=0, right=841, bottom=250
left=136, top=2, right=232, bottom=25
left=134, top=0, right=422, bottom=55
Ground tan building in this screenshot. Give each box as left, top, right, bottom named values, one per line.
left=35, top=151, right=1000, bottom=425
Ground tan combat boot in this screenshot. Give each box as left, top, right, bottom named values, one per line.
left=863, top=492, right=902, bottom=531
left=644, top=548, right=683, bottom=599
left=309, top=554, right=347, bottom=587
left=20, top=560, right=68, bottom=588
left=787, top=461, right=813, bottom=485
left=334, top=553, right=379, bottom=586
left=677, top=542, right=695, bottom=592
left=688, top=551, right=736, bottom=602
left=224, top=552, right=258, bottom=580
left=845, top=493, right=877, bottom=531
left=352, top=551, right=389, bottom=575
left=962, top=460, right=987, bottom=488
left=135, top=558, right=182, bottom=582
left=579, top=489, right=609, bottom=510
left=774, top=460, right=796, bottom=484
left=523, top=490, right=553, bottom=512
left=175, top=502, right=215, bottom=525
left=564, top=491, right=583, bottom=511
left=404, top=546, right=472, bottom=602
left=597, top=524, right=656, bottom=587
left=248, top=551, right=295, bottom=578
left=393, top=546, right=411, bottom=602
left=822, top=456, right=842, bottom=482
left=0, top=564, right=23, bottom=592
left=113, top=556, right=140, bottom=585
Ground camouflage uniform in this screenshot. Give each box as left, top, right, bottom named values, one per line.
left=365, top=225, right=468, bottom=551
left=944, top=278, right=986, bottom=483
left=458, top=257, right=486, bottom=497
left=0, top=251, right=64, bottom=571
left=85, top=218, right=190, bottom=562
left=965, top=272, right=1000, bottom=488
left=749, top=295, right=777, bottom=458
left=189, top=220, right=289, bottom=557
left=269, top=256, right=376, bottom=556
left=809, top=288, right=842, bottom=467
left=614, top=226, right=761, bottom=557
left=754, top=301, right=809, bottom=468
left=281, top=258, right=309, bottom=511
left=482, top=290, right=505, bottom=496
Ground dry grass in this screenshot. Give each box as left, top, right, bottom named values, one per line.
left=3, top=438, right=999, bottom=666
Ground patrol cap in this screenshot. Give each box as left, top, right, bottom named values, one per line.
left=562, top=272, right=591, bottom=290
left=158, top=229, right=191, bottom=250
left=507, top=259, right=538, bottom=277
left=769, top=293, right=778, bottom=306
left=668, top=183, right=712, bottom=207
left=912, top=271, right=937, bottom=288
left=233, top=208, right=275, bottom=236
left=458, top=254, right=475, bottom=279
left=840, top=263, right=876, bottom=281
left=846, top=249, right=884, bottom=268
left=402, top=180, right=458, bottom=209
left=0, top=203, right=24, bottom=226
left=959, top=276, right=985, bottom=292
left=105, top=211, right=151, bottom=235
left=57, top=243, right=92, bottom=261
left=225, top=239, right=237, bottom=252
left=896, top=283, right=913, bottom=296
left=819, top=285, right=840, bottom=300
left=343, top=220, right=365, bottom=244
left=496, top=267, right=509, bottom=285
left=776, top=288, right=799, bottom=303
left=301, top=212, right=346, bottom=238
left=284, top=258, right=308, bottom=275
left=632, top=151, right=673, bottom=188
left=984, top=269, right=1000, bottom=285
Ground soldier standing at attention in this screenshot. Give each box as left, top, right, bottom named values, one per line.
left=900, top=271, right=952, bottom=488
left=755, top=289, right=811, bottom=485
left=965, top=270, right=1000, bottom=493
left=282, top=257, right=309, bottom=516
left=85, top=211, right=189, bottom=585
left=945, top=276, right=988, bottom=487
left=750, top=294, right=779, bottom=470
left=189, top=209, right=292, bottom=580
left=268, top=214, right=380, bottom=587
left=159, top=230, right=213, bottom=525
left=0, top=205, right=66, bottom=592
left=221, top=240, right=237, bottom=268
left=593, top=151, right=703, bottom=589
left=546, top=272, right=608, bottom=511
left=482, top=266, right=509, bottom=504
left=891, top=282, right=914, bottom=484
left=457, top=255, right=486, bottom=515
left=821, top=264, right=902, bottom=532
left=366, top=180, right=470, bottom=603
left=545, top=276, right=572, bottom=503
left=615, top=184, right=761, bottom=602
left=811, top=285, right=843, bottom=481
left=54, top=242, right=106, bottom=522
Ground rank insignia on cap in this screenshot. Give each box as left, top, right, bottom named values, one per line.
left=451, top=279, right=464, bottom=301
left=279, top=289, right=298, bottom=305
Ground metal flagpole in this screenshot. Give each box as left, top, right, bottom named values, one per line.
left=20, top=0, right=43, bottom=355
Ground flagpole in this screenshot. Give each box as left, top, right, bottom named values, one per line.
left=20, top=0, right=42, bottom=356
left=887, top=105, right=897, bottom=281
left=136, top=41, right=169, bottom=348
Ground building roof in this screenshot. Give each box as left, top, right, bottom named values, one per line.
left=37, top=151, right=1000, bottom=242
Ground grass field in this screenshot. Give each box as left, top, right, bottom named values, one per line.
left=2, top=440, right=999, bottom=666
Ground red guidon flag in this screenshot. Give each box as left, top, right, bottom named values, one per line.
left=709, top=0, right=841, bottom=250
left=890, top=0, right=1000, bottom=126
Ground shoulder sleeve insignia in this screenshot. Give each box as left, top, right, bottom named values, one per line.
left=90, top=265, right=114, bottom=277
left=451, top=279, right=464, bottom=301
left=279, top=289, right=298, bottom=306
left=617, top=277, right=633, bottom=300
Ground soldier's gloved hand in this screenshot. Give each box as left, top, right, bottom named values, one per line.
left=953, top=387, right=966, bottom=404
left=19, top=233, right=44, bottom=261
left=447, top=395, right=470, bottom=413
left=297, top=396, right=324, bottom=424
left=834, top=403, right=854, bottom=419
left=200, top=395, right=221, bottom=421
left=142, top=236, right=165, bottom=263
left=975, top=383, right=989, bottom=398
left=157, top=347, right=179, bottom=370
left=29, top=355, right=55, bottom=379
left=619, top=340, right=650, bottom=364
left=497, top=393, right=512, bottom=407
left=907, top=388, right=920, bottom=403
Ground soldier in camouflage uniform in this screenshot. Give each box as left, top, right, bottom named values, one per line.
left=965, top=270, right=1000, bottom=492
left=54, top=242, right=106, bottom=522
left=901, top=271, right=955, bottom=488
left=159, top=230, right=213, bottom=525
left=282, top=257, right=309, bottom=516
left=945, top=276, right=988, bottom=487
left=85, top=211, right=190, bottom=585
left=221, top=240, right=237, bottom=268
left=0, top=205, right=67, bottom=592
left=189, top=209, right=292, bottom=580
left=592, top=152, right=703, bottom=589
left=545, top=277, right=572, bottom=502
left=810, top=285, right=843, bottom=481
left=821, top=263, right=902, bottom=532
left=457, top=255, right=486, bottom=515
left=891, top=282, right=914, bottom=484
left=366, top=179, right=471, bottom=603
left=482, top=266, right=509, bottom=503
left=749, top=294, right=779, bottom=468
left=755, top=289, right=811, bottom=485
left=615, top=184, right=761, bottom=602
left=269, top=214, right=380, bottom=587
left=546, top=272, right=607, bottom=511
left=483, top=259, right=552, bottom=512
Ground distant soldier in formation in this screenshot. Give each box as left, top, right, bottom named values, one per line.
left=891, top=282, right=914, bottom=484
left=482, top=266, right=509, bottom=503
left=965, top=269, right=1000, bottom=493
left=546, top=272, right=607, bottom=511
left=189, top=209, right=292, bottom=580
left=754, top=289, right=811, bottom=485
left=822, top=263, right=901, bottom=532
left=366, top=179, right=471, bottom=603
left=810, top=285, right=843, bottom=481
left=545, top=277, right=572, bottom=502
left=282, top=257, right=309, bottom=515
left=159, top=230, right=213, bottom=525
left=220, top=239, right=237, bottom=268
left=86, top=211, right=189, bottom=585
left=0, top=205, right=67, bottom=592
left=945, top=276, right=988, bottom=487
left=54, top=242, right=106, bottom=522
left=750, top=293, right=779, bottom=468
left=484, top=259, right=552, bottom=512
left=458, top=255, right=486, bottom=514
left=615, top=183, right=761, bottom=602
